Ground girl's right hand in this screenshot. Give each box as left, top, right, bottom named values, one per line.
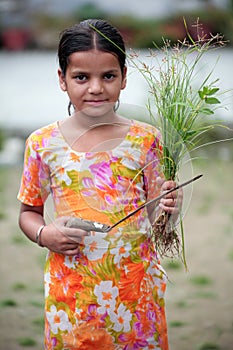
left=40, top=217, right=90, bottom=255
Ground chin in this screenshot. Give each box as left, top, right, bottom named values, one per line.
left=80, top=105, right=114, bottom=119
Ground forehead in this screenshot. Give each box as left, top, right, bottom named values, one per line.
left=67, top=49, right=120, bottom=71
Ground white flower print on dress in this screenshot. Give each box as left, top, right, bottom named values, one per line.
left=109, top=303, right=132, bottom=333
left=147, top=260, right=167, bottom=298
left=83, top=232, right=109, bottom=261
left=110, top=239, right=131, bottom=267
left=94, top=281, right=119, bottom=315
left=44, top=272, right=51, bottom=298
left=64, top=255, right=78, bottom=268
left=46, top=305, right=72, bottom=334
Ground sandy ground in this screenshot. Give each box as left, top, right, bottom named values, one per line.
left=0, top=158, right=233, bottom=350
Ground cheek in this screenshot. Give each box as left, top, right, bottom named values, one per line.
left=65, top=84, right=82, bottom=99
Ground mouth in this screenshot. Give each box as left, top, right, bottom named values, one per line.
left=85, top=99, right=108, bottom=107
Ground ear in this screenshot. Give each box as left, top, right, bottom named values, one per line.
left=58, top=68, right=67, bottom=91
left=121, top=66, right=127, bottom=90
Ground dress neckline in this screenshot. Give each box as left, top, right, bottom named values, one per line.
left=56, top=119, right=134, bottom=154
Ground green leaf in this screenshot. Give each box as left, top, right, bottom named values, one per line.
left=200, top=108, right=214, bottom=115
left=185, top=130, right=198, bottom=137
left=198, top=87, right=220, bottom=101
left=205, top=97, right=221, bottom=104
left=198, top=90, right=205, bottom=100
left=202, top=86, right=210, bottom=95
left=207, top=87, right=219, bottom=95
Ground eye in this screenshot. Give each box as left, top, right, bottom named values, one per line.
left=104, top=73, right=115, bottom=80
left=75, top=74, right=87, bottom=82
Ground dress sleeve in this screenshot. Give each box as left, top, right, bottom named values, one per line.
left=17, top=134, right=50, bottom=206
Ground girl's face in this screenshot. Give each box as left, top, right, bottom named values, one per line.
left=58, top=49, right=127, bottom=118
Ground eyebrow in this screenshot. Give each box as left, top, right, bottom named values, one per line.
left=70, top=68, right=120, bottom=74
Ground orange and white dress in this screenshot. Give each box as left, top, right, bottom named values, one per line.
left=18, top=119, right=168, bottom=350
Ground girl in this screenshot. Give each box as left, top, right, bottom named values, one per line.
left=18, top=19, right=182, bottom=350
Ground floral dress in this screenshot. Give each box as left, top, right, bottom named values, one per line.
left=18, top=119, right=168, bottom=350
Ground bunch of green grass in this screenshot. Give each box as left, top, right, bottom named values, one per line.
left=127, top=19, right=228, bottom=265
left=133, top=19, right=225, bottom=180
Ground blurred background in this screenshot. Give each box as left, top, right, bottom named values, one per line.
left=0, top=1, right=233, bottom=350
left=0, top=0, right=233, bottom=161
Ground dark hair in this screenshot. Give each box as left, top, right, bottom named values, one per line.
left=58, top=19, right=126, bottom=76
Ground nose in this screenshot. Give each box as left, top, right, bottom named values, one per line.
left=88, top=78, right=103, bottom=94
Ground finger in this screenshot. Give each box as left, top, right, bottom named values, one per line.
left=163, top=191, right=177, bottom=200
left=161, top=180, right=176, bottom=191
left=159, top=202, right=179, bottom=215
left=157, top=176, right=165, bottom=187
left=64, top=242, right=81, bottom=249
left=63, top=227, right=90, bottom=236
left=63, top=247, right=80, bottom=256
left=63, top=228, right=90, bottom=242
left=160, top=198, right=177, bottom=207
left=63, top=235, right=84, bottom=245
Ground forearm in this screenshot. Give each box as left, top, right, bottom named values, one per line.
left=19, top=205, right=45, bottom=244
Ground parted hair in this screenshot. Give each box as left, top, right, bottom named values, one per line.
left=58, top=19, right=126, bottom=76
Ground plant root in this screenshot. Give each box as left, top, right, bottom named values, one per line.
left=151, top=211, right=180, bottom=258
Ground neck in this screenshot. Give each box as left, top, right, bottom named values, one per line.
left=69, top=110, right=128, bottom=132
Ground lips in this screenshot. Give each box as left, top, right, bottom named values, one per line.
left=85, top=100, right=107, bottom=105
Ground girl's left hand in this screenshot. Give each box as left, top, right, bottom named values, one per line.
left=157, top=177, right=183, bottom=215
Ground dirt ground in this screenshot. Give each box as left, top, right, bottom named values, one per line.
left=0, top=158, right=233, bottom=350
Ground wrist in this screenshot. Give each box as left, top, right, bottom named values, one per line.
left=36, top=225, right=45, bottom=247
